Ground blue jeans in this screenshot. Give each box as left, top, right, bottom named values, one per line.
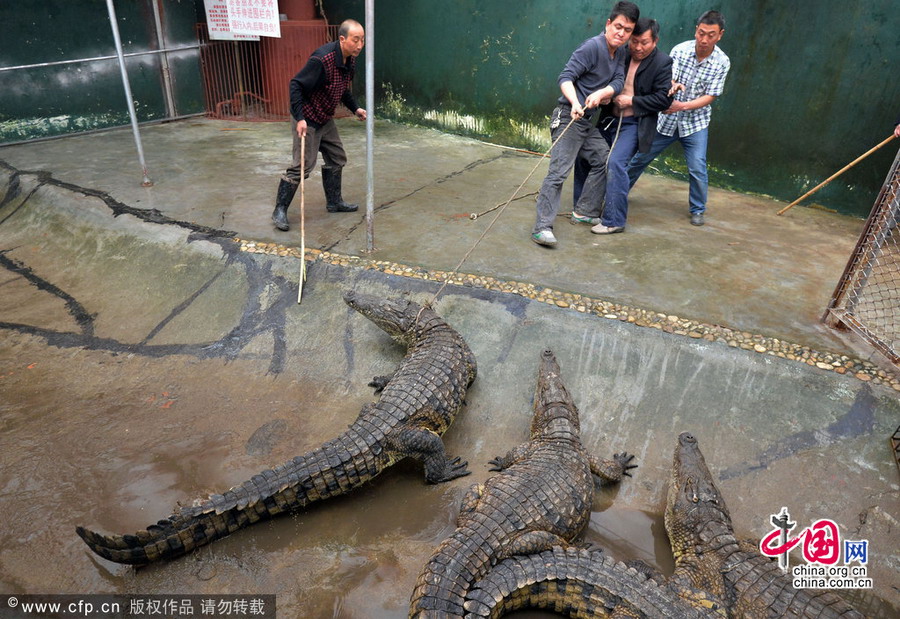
left=533, top=106, right=610, bottom=234
left=599, top=116, right=639, bottom=227
left=626, top=127, right=709, bottom=215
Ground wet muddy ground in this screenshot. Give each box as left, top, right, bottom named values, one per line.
left=1, top=124, right=898, bottom=617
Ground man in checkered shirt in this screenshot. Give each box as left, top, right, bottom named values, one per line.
left=626, top=10, right=730, bottom=227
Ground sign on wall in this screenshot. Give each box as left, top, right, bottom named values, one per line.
left=228, top=0, right=281, bottom=38
left=203, top=0, right=282, bottom=41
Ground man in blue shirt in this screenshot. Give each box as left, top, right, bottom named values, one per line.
left=531, top=1, right=640, bottom=248
left=626, top=10, right=730, bottom=227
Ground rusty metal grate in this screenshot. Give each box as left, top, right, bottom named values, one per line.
left=196, top=22, right=337, bottom=121
left=824, top=147, right=900, bottom=364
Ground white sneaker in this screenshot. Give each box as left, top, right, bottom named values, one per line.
left=591, top=223, right=625, bottom=235
left=531, top=230, right=558, bottom=247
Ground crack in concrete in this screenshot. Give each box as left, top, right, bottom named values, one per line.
left=718, top=384, right=878, bottom=480
left=0, top=159, right=297, bottom=374
left=0, top=250, right=95, bottom=337
left=139, top=268, right=229, bottom=346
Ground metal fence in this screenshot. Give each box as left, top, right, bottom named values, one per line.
left=824, top=146, right=900, bottom=363
left=197, top=22, right=338, bottom=121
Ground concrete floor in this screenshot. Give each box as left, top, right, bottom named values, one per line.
left=0, top=118, right=898, bottom=616
left=3, top=117, right=881, bottom=354
left=0, top=117, right=876, bottom=356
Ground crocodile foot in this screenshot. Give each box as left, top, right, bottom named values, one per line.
left=427, top=456, right=471, bottom=483
left=487, top=456, right=506, bottom=472
left=367, top=375, right=392, bottom=393
left=615, top=452, right=639, bottom=477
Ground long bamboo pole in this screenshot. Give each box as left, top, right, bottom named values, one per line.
left=297, top=134, right=306, bottom=304
left=777, top=134, right=896, bottom=215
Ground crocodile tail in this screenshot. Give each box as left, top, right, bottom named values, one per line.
left=75, top=506, right=252, bottom=565
left=464, top=546, right=710, bottom=618
left=409, top=530, right=489, bottom=618
left=76, top=436, right=374, bottom=565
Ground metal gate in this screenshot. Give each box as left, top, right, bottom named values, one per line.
left=824, top=147, right=900, bottom=363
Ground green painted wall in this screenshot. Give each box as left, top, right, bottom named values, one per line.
left=0, top=0, right=205, bottom=142
left=326, top=0, right=900, bottom=218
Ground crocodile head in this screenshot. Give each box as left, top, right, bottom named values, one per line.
left=530, top=349, right=580, bottom=439
left=343, top=290, right=423, bottom=344
left=665, top=432, right=732, bottom=562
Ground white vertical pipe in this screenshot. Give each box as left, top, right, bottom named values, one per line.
left=151, top=0, right=177, bottom=119
left=365, top=0, right=375, bottom=252
left=105, top=0, right=153, bottom=186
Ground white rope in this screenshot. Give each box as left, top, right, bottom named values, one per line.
left=427, top=113, right=581, bottom=308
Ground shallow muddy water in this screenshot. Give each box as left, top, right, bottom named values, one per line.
left=1, top=186, right=896, bottom=616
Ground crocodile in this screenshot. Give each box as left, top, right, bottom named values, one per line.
left=409, top=349, right=637, bottom=617
left=76, top=291, right=477, bottom=565
left=464, top=545, right=713, bottom=618
left=665, top=431, right=862, bottom=618
left=463, top=432, right=861, bottom=618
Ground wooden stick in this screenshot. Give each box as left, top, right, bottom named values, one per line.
left=777, top=134, right=897, bottom=215
left=297, top=133, right=306, bottom=304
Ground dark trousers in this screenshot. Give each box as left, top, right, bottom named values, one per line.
left=532, top=105, right=609, bottom=234
left=283, top=119, right=347, bottom=183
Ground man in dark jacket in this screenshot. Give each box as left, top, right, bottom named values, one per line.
left=589, top=18, right=672, bottom=234
left=272, top=19, right=367, bottom=232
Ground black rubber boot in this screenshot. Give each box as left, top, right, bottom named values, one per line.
left=271, top=178, right=298, bottom=231
left=322, top=167, right=358, bottom=212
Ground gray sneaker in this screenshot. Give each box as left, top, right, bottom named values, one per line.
left=570, top=212, right=601, bottom=225
left=690, top=213, right=705, bottom=226
left=531, top=230, right=557, bottom=247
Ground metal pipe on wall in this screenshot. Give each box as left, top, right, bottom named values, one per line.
left=151, top=0, right=177, bottom=119
left=365, top=0, right=375, bottom=252
left=0, top=46, right=201, bottom=73
left=105, top=0, right=153, bottom=186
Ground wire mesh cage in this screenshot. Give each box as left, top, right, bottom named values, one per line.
left=824, top=146, right=900, bottom=364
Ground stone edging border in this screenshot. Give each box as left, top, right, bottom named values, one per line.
left=236, top=238, right=900, bottom=392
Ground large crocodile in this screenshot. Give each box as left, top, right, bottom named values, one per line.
left=664, top=431, right=862, bottom=618
left=76, top=291, right=477, bottom=565
left=464, top=545, right=714, bottom=618
left=464, top=432, right=861, bottom=618
left=409, top=349, right=637, bottom=618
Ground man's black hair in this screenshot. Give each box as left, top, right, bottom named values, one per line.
left=633, top=17, right=660, bottom=41
left=609, top=1, right=640, bottom=24
left=697, top=10, right=725, bottom=30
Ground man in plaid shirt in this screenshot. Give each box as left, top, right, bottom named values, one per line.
left=626, top=10, right=730, bottom=227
